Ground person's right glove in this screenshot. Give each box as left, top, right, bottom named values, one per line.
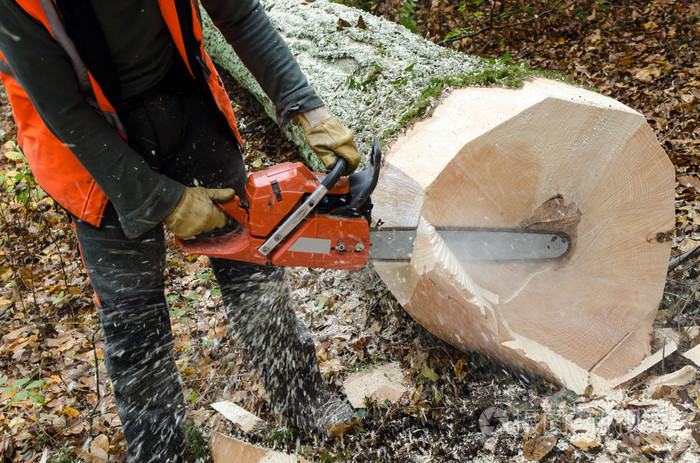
left=294, top=107, right=361, bottom=175
left=165, top=186, right=235, bottom=239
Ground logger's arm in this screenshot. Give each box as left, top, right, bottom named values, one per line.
left=202, top=0, right=323, bottom=128
left=202, top=0, right=361, bottom=173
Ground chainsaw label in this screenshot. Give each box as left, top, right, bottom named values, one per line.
left=288, top=237, right=332, bottom=254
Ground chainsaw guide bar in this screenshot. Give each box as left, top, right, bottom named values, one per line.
left=368, top=227, right=571, bottom=263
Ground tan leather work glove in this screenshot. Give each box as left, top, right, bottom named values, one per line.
left=294, top=107, right=361, bottom=175
left=165, top=186, right=236, bottom=239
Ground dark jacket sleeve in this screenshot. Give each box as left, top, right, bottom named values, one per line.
left=0, top=2, right=184, bottom=239
left=202, top=0, right=324, bottom=127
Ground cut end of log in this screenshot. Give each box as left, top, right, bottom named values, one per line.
left=372, top=77, right=675, bottom=393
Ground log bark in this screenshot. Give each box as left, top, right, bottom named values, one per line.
left=203, top=0, right=675, bottom=393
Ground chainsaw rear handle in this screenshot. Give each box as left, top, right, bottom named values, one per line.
left=336, top=137, right=381, bottom=214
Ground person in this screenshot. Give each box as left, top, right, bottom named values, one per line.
left=0, top=0, right=361, bottom=461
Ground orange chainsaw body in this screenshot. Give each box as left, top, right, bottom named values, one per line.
left=178, top=161, right=370, bottom=270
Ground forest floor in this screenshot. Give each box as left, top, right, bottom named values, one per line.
left=0, top=0, right=699, bottom=462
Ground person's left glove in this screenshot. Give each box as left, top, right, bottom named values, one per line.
left=294, top=107, right=361, bottom=175
left=164, top=186, right=236, bottom=239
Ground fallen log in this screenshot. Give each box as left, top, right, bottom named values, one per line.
left=370, top=79, right=675, bottom=394
left=203, top=0, right=675, bottom=393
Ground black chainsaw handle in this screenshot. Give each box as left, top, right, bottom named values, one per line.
left=333, top=137, right=382, bottom=216
left=321, top=157, right=347, bottom=189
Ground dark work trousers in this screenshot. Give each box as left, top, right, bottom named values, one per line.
left=72, top=64, right=325, bottom=462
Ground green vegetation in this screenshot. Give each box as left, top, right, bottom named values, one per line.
left=1, top=375, right=46, bottom=407
left=185, top=421, right=213, bottom=463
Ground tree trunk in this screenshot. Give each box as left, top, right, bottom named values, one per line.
left=203, top=0, right=675, bottom=393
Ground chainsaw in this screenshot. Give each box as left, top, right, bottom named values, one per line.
left=177, top=139, right=571, bottom=270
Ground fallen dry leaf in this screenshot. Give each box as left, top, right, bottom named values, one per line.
left=692, top=428, right=700, bottom=447
left=571, top=440, right=600, bottom=450
left=326, top=417, right=361, bottom=439
left=622, top=432, right=642, bottom=451
left=678, top=175, right=700, bottom=191
left=523, top=435, right=557, bottom=461
left=670, top=439, right=691, bottom=459
left=641, top=431, right=668, bottom=448
left=524, top=414, right=547, bottom=441
left=75, top=448, right=108, bottom=463
left=651, top=385, right=672, bottom=399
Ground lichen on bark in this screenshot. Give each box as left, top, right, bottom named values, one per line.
left=202, top=0, right=534, bottom=169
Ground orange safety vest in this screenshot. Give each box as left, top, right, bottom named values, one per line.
left=0, top=0, right=242, bottom=226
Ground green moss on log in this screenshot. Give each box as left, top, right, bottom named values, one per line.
left=202, top=0, right=538, bottom=168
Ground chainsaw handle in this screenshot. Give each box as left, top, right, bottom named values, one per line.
left=321, top=157, right=347, bottom=189
left=215, top=195, right=248, bottom=224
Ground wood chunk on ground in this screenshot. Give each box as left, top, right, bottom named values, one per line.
left=645, top=365, right=697, bottom=395
left=211, top=432, right=307, bottom=463
left=211, top=401, right=263, bottom=434
left=682, top=344, right=700, bottom=366
left=369, top=79, right=674, bottom=394
left=343, top=362, right=409, bottom=408
left=611, top=341, right=678, bottom=388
